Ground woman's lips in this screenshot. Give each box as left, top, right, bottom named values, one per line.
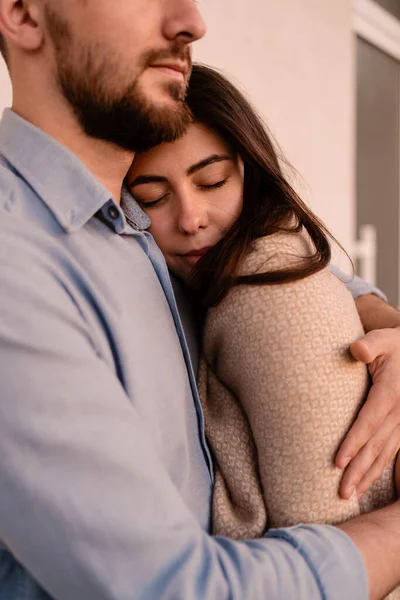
left=183, top=255, right=203, bottom=266
left=181, top=247, right=211, bottom=266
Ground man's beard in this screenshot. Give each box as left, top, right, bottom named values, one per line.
left=44, top=6, right=193, bottom=152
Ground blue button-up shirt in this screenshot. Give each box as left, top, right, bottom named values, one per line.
left=0, top=109, right=368, bottom=600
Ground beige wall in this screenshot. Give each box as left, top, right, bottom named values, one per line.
left=0, top=2, right=355, bottom=251
left=194, top=0, right=355, bottom=253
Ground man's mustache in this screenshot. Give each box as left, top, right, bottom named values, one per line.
left=142, top=44, right=192, bottom=71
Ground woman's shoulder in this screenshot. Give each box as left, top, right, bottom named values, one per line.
left=206, top=228, right=360, bottom=338
left=238, top=228, right=316, bottom=276
left=204, top=257, right=364, bottom=379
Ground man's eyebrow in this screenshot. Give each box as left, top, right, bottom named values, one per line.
left=187, top=154, right=232, bottom=176
left=128, top=175, right=168, bottom=188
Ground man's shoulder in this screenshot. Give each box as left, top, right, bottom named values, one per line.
left=0, top=156, right=63, bottom=258
left=0, top=209, right=68, bottom=287
left=0, top=157, right=52, bottom=226
left=0, top=213, right=81, bottom=333
left=0, top=157, right=25, bottom=210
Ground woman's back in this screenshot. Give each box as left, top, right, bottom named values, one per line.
left=199, top=230, right=396, bottom=546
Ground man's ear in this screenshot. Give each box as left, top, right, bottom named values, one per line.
left=0, top=0, right=43, bottom=55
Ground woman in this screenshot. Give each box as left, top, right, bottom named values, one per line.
left=127, top=65, right=397, bottom=548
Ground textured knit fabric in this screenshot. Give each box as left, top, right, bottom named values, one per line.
left=199, top=229, right=398, bottom=597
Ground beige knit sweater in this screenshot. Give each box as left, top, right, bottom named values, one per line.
left=198, top=229, right=398, bottom=597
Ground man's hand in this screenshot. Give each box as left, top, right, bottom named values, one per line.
left=336, top=327, right=400, bottom=499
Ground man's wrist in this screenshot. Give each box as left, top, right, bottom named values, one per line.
left=267, top=524, right=368, bottom=600
left=355, top=293, right=400, bottom=332
left=338, top=501, right=400, bottom=600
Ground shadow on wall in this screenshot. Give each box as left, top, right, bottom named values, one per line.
left=0, top=57, right=12, bottom=114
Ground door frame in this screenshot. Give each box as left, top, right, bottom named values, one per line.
left=354, top=0, right=400, bottom=60
left=353, top=0, right=400, bottom=305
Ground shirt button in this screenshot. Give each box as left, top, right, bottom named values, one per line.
left=108, top=205, right=119, bottom=220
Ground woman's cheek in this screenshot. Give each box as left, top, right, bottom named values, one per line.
left=149, top=219, right=172, bottom=253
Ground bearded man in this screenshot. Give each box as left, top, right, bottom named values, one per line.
left=1, top=2, right=400, bottom=599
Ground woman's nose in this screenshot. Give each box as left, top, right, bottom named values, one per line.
left=177, top=202, right=208, bottom=235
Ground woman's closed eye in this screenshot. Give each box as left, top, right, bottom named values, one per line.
left=144, top=196, right=167, bottom=208
left=197, top=178, right=228, bottom=191
left=131, top=181, right=170, bottom=208
left=137, top=181, right=227, bottom=207
left=134, top=193, right=169, bottom=209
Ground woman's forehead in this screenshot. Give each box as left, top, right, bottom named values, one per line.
left=130, top=123, right=233, bottom=174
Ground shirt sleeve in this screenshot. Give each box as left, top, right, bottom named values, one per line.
left=0, top=222, right=368, bottom=600
left=328, top=263, right=388, bottom=301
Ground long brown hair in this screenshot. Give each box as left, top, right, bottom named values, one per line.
left=186, top=64, right=332, bottom=307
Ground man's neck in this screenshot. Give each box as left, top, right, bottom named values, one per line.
left=12, top=89, right=134, bottom=204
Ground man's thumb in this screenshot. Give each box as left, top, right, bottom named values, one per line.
left=350, top=338, right=374, bottom=364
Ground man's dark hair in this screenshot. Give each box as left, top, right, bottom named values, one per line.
left=0, top=34, right=8, bottom=65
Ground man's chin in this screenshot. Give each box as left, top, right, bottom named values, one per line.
left=140, top=71, right=188, bottom=103
left=144, top=91, right=184, bottom=111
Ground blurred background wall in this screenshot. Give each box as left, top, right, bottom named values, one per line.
left=1, top=0, right=399, bottom=304
left=0, top=59, right=11, bottom=113
left=195, top=0, right=355, bottom=256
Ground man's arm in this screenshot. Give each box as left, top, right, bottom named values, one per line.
left=355, top=293, right=400, bottom=331
left=0, top=221, right=367, bottom=599
left=339, top=501, right=400, bottom=600
left=326, top=273, right=400, bottom=600
left=328, top=265, right=388, bottom=304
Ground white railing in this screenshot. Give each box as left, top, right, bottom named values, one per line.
left=350, top=224, right=377, bottom=286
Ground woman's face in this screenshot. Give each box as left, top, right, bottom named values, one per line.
left=127, top=123, right=244, bottom=281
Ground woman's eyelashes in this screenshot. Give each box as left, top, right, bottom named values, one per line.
left=197, top=178, right=228, bottom=190
left=135, top=178, right=229, bottom=208
left=132, top=184, right=169, bottom=207
left=137, top=193, right=168, bottom=208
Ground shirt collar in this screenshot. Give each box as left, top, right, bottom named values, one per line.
left=120, top=185, right=151, bottom=230
left=0, top=108, right=114, bottom=233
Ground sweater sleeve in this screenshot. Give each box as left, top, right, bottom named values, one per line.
left=204, top=235, right=376, bottom=530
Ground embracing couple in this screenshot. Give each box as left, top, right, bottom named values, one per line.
left=1, top=1, right=400, bottom=599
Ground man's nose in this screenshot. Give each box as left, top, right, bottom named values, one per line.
left=163, top=0, right=206, bottom=43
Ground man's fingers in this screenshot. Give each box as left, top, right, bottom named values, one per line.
left=356, top=431, right=400, bottom=498
left=350, top=329, right=398, bottom=365
left=336, top=384, right=390, bottom=470
left=338, top=417, right=398, bottom=499
left=341, top=328, right=400, bottom=498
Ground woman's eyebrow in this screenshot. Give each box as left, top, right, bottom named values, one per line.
left=187, top=154, right=232, bottom=176
left=128, top=175, right=168, bottom=189
left=128, top=154, right=232, bottom=188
